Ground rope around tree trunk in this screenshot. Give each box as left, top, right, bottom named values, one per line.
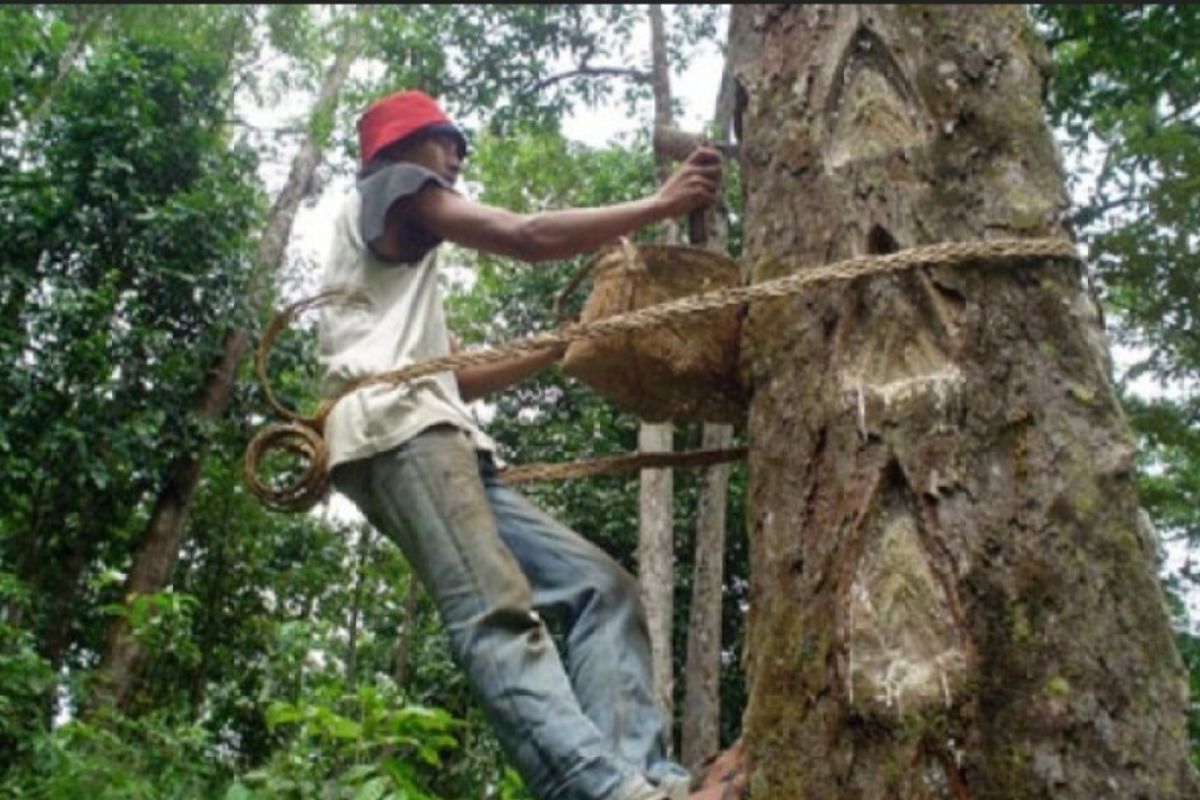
left=243, top=236, right=1079, bottom=512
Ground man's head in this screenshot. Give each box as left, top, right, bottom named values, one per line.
left=357, top=90, right=467, bottom=182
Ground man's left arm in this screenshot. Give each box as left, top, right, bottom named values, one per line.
left=451, top=337, right=567, bottom=402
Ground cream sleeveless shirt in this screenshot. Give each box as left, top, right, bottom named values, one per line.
left=316, top=168, right=496, bottom=468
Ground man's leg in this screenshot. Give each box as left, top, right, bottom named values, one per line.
left=332, top=426, right=645, bottom=800
left=478, top=455, right=692, bottom=794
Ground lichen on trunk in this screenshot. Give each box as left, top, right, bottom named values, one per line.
left=728, top=5, right=1198, bottom=798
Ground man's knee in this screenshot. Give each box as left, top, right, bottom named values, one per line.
left=585, top=560, right=642, bottom=616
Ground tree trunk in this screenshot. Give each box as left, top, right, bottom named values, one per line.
left=637, top=4, right=679, bottom=730
left=392, top=577, right=421, bottom=689
left=93, top=19, right=367, bottom=711
left=346, top=525, right=373, bottom=688
left=727, top=5, right=1199, bottom=798
left=39, top=525, right=90, bottom=674
left=191, top=480, right=236, bottom=708
left=681, top=37, right=740, bottom=771
left=638, top=420, right=676, bottom=726
left=24, top=6, right=108, bottom=138
left=681, top=421, right=732, bottom=772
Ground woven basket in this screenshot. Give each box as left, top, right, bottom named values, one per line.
left=561, top=240, right=746, bottom=423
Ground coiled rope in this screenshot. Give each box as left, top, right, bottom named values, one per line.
left=243, top=237, right=1079, bottom=512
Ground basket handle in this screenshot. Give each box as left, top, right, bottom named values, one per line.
left=552, top=237, right=645, bottom=322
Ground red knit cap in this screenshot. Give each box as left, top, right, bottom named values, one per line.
left=356, top=89, right=467, bottom=167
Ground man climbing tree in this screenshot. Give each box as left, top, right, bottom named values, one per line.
left=725, top=5, right=1199, bottom=797
left=315, top=88, right=725, bottom=800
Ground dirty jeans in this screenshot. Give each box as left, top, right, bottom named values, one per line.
left=331, top=425, right=689, bottom=800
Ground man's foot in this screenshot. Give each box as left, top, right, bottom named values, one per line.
left=691, top=738, right=748, bottom=800
left=684, top=782, right=732, bottom=799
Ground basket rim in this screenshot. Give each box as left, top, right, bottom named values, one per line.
left=588, top=240, right=740, bottom=275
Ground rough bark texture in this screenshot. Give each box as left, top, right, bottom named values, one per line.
left=94, top=25, right=366, bottom=710
left=728, top=5, right=1199, bottom=798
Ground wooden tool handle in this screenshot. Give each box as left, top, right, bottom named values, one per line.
left=688, top=209, right=708, bottom=247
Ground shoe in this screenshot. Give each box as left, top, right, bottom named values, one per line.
left=655, top=774, right=693, bottom=800
left=610, top=775, right=668, bottom=800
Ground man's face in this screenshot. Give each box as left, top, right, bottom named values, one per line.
left=404, top=133, right=462, bottom=185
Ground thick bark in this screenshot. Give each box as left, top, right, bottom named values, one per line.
left=94, top=21, right=366, bottom=710
left=728, top=5, right=1198, bottom=798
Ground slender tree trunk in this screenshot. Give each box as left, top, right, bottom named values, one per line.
left=40, top=525, right=90, bottom=674
left=2, top=473, right=49, bottom=628
left=392, top=577, right=421, bottom=689
left=727, top=5, right=1199, bottom=797
left=681, top=422, right=732, bottom=772
left=24, top=7, right=108, bottom=137
left=346, top=525, right=373, bottom=688
left=680, top=35, right=740, bottom=771
left=638, top=420, right=676, bottom=725
left=190, top=481, right=235, bottom=708
left=637, top=3, right=679, bottom=733
left=93, top=17, right=367, bottom=711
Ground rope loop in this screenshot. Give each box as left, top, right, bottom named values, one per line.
left=255, top=287, right=370, bottom=425
left=243, top=421, right=330, bottom=512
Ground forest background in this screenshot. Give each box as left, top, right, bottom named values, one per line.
left=0, top=5, right=1196, bottom=799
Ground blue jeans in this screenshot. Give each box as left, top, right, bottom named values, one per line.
left=331, top=425, right=690, bottom=800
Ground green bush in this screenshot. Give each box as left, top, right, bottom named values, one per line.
left=228, top=679, right=461, bottom=800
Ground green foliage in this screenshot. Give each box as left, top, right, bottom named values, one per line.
left=262, top=5, right=323, bottom=84
left=1179, top=630, right=1200, bottom=770
left=365, top=6, right=643, bottom=128
left=3, top=707, right=230, bottom=800
left=0, top=3, right=267, bottom=788
left=230, top=681, right=459, bottom=800
left=325, top=5, right=660, bottom=168
left=0, top=26, right=263, bottom=712
left=0, top=573, right=56, bottom=765
left=1125, top=396, right=1200, bottom=546
left=100, top=590, right=201, bottom=669
left=0, top=6, right=60, bottom=133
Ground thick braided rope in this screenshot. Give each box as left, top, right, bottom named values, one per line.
left=244, top=237, right=1078, bottom=511
left=323, top=237, right=1078, bottom=416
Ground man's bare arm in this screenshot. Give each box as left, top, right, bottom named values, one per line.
left=374, top=147, right=722, bottom=263
left=453, top=343, right=566, bottom=403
